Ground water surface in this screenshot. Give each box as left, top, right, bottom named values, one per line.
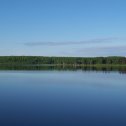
left=0, top=70, right=126, bottom=126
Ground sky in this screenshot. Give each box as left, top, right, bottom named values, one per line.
left=0, top=0, right=126, bottom=57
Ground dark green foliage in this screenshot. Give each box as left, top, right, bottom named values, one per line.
left=0, top=56, right=126, bottom=65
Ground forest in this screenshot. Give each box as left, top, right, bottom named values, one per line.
left=0, top=56, right=126, bottom=66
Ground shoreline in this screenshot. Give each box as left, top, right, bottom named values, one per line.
left=0, top=64, right=126, bottom=67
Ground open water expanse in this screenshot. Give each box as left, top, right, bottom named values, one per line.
left=0, top=70, right=126, bottom=126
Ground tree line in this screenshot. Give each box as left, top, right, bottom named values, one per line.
left=0, top=56, right=126, bottom=65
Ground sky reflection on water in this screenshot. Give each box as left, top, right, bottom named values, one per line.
left=0, top=70, right=126, bottom=126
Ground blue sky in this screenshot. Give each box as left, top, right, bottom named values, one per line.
left=0, top=0, right=126, bottom=56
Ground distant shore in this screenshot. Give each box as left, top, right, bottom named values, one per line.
left=0, top=56, right=126, bottom=66
left=1, top=64, right=126, bottom=67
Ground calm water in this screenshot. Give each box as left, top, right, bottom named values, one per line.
left=0, top=70, right=126, bottom=126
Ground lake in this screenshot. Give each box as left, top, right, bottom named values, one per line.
left=0, top=69, right=126, bottom=126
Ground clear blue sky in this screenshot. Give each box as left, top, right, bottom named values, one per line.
left=0, top=0, right=126, bottom=56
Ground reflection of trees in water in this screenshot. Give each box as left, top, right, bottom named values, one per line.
left=0, top=65, right=126, bottom=74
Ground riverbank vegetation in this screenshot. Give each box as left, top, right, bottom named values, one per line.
left=0, top=56, right=126, bottom=66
